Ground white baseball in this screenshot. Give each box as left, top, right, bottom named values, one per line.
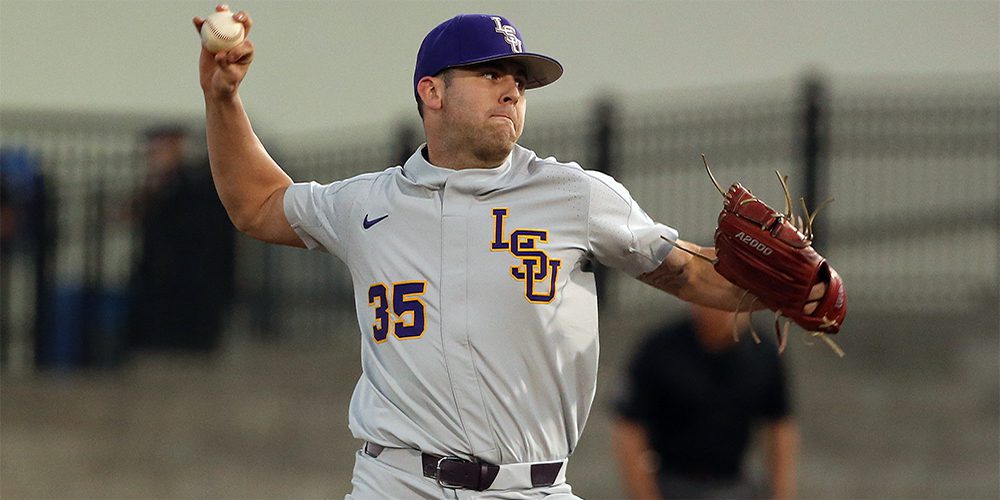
left=201, top=9, right=245, bottom=53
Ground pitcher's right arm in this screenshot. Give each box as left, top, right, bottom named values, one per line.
left=194, top=5, right=304, bottom=247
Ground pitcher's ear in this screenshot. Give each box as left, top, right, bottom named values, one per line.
left=417, top=76, right=444, bottom=111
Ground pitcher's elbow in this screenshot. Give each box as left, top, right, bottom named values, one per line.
left=227, top=207, right=258, bottom=236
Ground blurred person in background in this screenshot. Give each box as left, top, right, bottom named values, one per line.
left=0, top=147, right=45, bottom=250
left=1, top=165, right=17, bottom=363
left=0, top=167, right=16, bottom=245
left=612, top=304, right=798, bottom=499
left=1, top=148, right=51, bottom=366
left=126, top=125, right=236, bottom=353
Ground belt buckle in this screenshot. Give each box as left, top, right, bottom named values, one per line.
left=435, top=456, right=469, bottom=489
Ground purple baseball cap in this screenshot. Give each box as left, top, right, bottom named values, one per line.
left=414, top=14, right=563, bottom=97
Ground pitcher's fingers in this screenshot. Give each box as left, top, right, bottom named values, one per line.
left=193, top=17, right=205, bottom=33
left=808, top=283, right=825, bottom=302
left=233, top=10, right=252, bottom=35
left=803, top=300, right=819, bottom=315
left=225, top=39, right=255, bottom=65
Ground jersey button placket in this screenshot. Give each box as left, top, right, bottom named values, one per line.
left=439, top=179, right=493, bottom=459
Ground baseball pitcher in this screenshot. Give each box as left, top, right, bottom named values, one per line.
left=193, top=6, right=845, bottom=499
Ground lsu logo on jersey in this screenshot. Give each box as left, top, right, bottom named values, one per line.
left=490, top=208, right=561, bottom=303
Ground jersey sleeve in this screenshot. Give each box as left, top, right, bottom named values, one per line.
left=585, top=170, right=678, bottom=276
left=283, top=180, right=356, bottom=258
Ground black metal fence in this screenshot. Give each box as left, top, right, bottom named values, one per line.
left=2, top=75, right=997, bottom=371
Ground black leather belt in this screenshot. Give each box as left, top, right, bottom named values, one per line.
left=364, top=442, right=563, bottom=491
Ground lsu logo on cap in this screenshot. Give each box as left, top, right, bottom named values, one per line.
left=491, top=17, right=522, bottom=53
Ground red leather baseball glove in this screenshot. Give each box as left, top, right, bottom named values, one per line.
left=714, top=182, right=847, bottom=334
left=700, top=156, right=846, bottom=355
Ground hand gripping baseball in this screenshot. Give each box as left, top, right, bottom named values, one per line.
left=193, top=4, right=254, bottom=98
left=673, top=155, right=848, bottom=356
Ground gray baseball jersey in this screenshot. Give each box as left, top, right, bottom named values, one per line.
left=283, top=144, right=677, bottom=466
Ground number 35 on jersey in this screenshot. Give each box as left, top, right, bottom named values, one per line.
left=367, top=281, right=427, bottom=343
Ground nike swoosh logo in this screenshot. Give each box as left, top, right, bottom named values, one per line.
left=363, top=214, right=389, bottom=229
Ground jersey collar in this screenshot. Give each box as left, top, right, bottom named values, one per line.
left=402, top=144, right=517, bottom=194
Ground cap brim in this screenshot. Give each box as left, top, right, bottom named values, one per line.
left=450, top=53, right=564, bottom=89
